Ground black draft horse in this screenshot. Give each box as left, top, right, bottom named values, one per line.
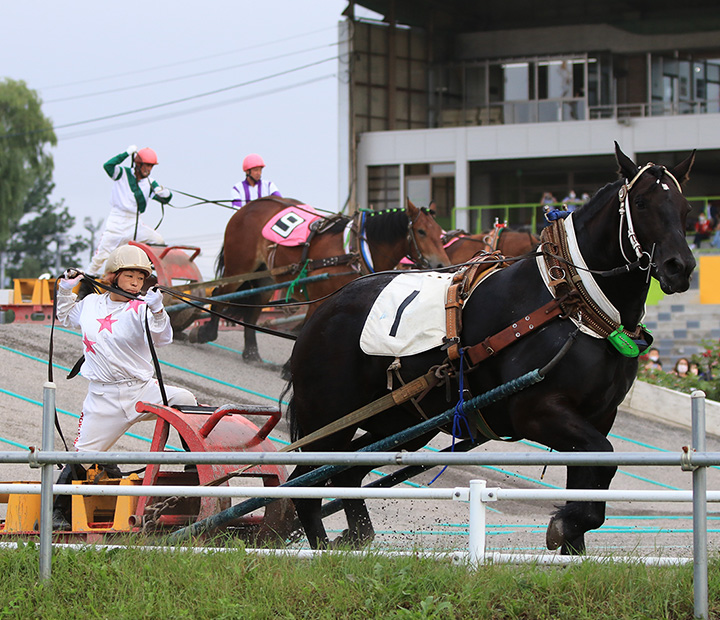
left=287, top=144, right=696, bottom=553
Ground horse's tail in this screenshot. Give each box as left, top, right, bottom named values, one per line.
left=279, top=380, right=301, bottom=442
left=214, top=245, right=225, bottom=278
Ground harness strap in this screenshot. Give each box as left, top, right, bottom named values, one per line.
left=444, top=253, right=507, bottom=360
left=283, top=366, right=444, bottom=453
left=464, top=298, right=564, bottom=366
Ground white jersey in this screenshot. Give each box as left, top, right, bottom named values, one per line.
left=55, top=289, right=172, bottom=384
left=231, top=179, right=282, bottom=208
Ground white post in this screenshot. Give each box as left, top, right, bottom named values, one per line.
left=468, top=479, right=486, bottom=567
left=39, top=382, right=56, bottom=580
left=691, top=390, right=708, bottom=619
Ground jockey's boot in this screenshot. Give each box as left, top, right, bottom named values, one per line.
left=52, top=508, right=71, bottom=531
left=51, top=464, right=87, bottom=530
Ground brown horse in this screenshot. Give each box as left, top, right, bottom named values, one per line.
left=443, top=227, right=540, bottom=265
left=190, top=197, right=450, bottom=363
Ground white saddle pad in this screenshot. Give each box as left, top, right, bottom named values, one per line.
left=360, top=271, right=454, bottom=357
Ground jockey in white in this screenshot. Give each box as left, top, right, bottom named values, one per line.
left=231, top=153, right=282, bottom=208
left=86, top=146, right=172, bottom=276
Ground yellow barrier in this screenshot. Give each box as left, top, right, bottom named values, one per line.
left=700, top=256, right=720, bottom=304
left=12, top=279, right=53, bottom=305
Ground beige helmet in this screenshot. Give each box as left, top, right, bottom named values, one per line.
left=104, top=244, right=153, bottom=277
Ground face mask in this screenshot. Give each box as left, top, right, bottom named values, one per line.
left=677, top=364, right=688, bottom=373
left=649, top=354, right=659, bottom=362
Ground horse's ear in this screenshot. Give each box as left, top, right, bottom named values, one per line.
left=670, top=150, right=696, bottom=186
left=406, top=198, right=419, bottom=218
left=614, top=141, right=637, bottom=180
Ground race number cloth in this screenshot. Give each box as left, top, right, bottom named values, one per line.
left=360, top=271, right=454, bottom=357
left=261, top=205, right=322, bottom=247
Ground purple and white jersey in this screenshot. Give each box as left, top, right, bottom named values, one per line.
left=231, top=179, right=282, bottom=208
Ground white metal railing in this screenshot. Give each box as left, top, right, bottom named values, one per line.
left=8, top=384, right=714, bottom=618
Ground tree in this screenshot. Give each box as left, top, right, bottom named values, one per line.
left=4, top=171, right=88, bottom=279
left=0, top=78, right=56, bottom=245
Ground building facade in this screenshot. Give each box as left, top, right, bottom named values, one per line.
left=338, top=1, right=720, bottom=232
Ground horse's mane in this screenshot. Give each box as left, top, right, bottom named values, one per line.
left=363, top=207, right=431, bottom=244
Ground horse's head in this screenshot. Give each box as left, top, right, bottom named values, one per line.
left=405, top=199, right=451, bottom=269
left=615, top=142, right=696, bottom=294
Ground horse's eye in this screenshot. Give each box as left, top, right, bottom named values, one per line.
left=634, top=197, right=646, bottom=210
left=417, top=229, right=427, bottom=237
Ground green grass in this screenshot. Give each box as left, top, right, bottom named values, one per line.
left=0, top=541, right=716, bottom=619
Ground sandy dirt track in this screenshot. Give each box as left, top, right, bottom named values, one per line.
left=1, top=322, right=719, bottom=558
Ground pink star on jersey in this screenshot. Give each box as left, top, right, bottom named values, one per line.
left=97, top=314, right=118, bottom=333
left=82, top=335, right=97, bottom=354
left=126, top=298, right=145, bottom=314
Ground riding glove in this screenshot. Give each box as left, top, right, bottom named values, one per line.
left=143, top=288, right=164, bottom=313
left=59, top=270, right=84, bottom=290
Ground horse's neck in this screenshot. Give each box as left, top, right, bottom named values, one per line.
left=362, top=213, right=409, bottom=271
left=369, top=242, right=407, bottom=271
left=571, top=209, right=649, bottom=328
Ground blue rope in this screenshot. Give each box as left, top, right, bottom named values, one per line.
left=429, top=349, right=473, bottom=485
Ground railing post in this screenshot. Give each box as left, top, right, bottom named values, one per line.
left=468, top=479, right=486, bottom=567
left=691, top=390, right=708, bottom=619
left=39, top=382, right=56, bottom=581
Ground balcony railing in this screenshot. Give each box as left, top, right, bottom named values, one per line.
left=437, top=99, right=718, bottom=129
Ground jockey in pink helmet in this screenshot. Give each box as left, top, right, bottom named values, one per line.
left=232, top=153, right=282, bottom=208
left=85, top=145, right=172, bottom=278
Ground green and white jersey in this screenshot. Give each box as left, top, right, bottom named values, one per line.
left=103, top=151, right=172, bottom=216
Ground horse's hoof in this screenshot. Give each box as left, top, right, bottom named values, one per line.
left=546, top=517, right=564, bottom=551
left=242, top=351, right=262, bottom=364
left=330, top=528, right=375, bottom=549
left=561, top=536, right=586, bottom=556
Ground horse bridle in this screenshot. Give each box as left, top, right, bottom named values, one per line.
left=405, top=208, right=432, bottom=269
left=618, top=162, right=683, bottom=271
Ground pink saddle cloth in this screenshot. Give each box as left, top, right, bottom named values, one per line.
left=261, top=205, right=322, bottom=247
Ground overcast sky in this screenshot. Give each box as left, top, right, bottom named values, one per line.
left=2, top=1, right=358, bottom=277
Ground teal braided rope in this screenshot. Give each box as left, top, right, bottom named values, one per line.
left=460, top=369, right=544, bottom=417
left=285, top=260, right=310, bottom=302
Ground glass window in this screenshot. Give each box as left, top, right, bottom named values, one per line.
left=503, top=63, right=530, bottom=101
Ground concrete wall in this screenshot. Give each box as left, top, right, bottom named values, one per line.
left=456, top=24, right=720, bottom=59
left=622, top=380, right=720, bottom=437
left=355, top=113, right=718, bottom=224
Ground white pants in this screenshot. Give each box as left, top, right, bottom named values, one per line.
left=74, top=378, right=196, bottom=452
left=87, top=211, right=164, bottom=275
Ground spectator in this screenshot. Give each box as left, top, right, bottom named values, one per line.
left=562, top=190, right=582, bottom=213
left=692, top=213, right=712, bottom=249
left=643, top=347, right=663, bottom=371
left=541, top=191, right=557, bottom=207
left=672, top=357, right=690, bottom=378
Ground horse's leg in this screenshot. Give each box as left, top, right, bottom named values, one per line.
left=515, top=400, right=617, bottom=556
left=242, top=305, right=264, bottom=363
left=543, top=431, right=616, bottom=556
left=328, top=466, right=376, bottom=548
left=189, top=313, right=220, bottom=344
left=288, top=464, right=329, bottom=549
left=546, top=460, right=616, bottom=555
